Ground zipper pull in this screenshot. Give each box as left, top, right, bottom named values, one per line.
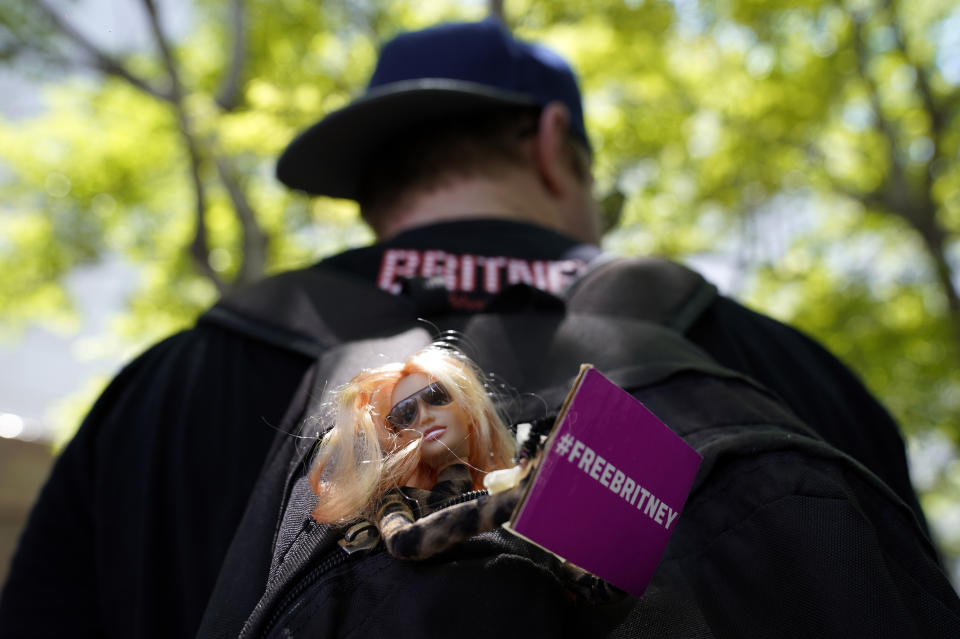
left=337, top=520, right=380, bottom=555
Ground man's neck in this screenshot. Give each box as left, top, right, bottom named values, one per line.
left=372, top=175, right=598, bottom=245
left=377, top=182, right=524, bottom=238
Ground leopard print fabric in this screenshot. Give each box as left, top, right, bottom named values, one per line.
left=376, top=464, right=519, bottom=560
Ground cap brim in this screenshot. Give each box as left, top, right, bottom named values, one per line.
left=276, top=79, right=537, bottom=200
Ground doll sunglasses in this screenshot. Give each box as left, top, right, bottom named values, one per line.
left=386, top=382, right=453, bottom=430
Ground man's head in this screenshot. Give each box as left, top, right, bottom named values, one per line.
left=277, top=19, right=600, bottom=243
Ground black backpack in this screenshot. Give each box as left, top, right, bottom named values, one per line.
left=196, top=257, right=960, bottom=638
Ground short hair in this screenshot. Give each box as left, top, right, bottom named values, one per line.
left=357, top=107, right=591, bottom=226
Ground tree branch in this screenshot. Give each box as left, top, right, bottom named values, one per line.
left=187, top=168, right=223, bottom=293
left=140, top=0, right=183, bottom=101
left=851, top=16, right=914, bottom=214
left=215, top=156, right=268, bottom=286
left=887, top=0, right=948, bottom=141
left=33, top=0, right=173, bottom=101
left=884, top=2, right=960, bottom=314
left=488, top=0, right=505, bottom=22
left=850, top=8, right=960, bottom=326
left=215, top=0, right=246, bottom=111
left=139, top=0, right=224, bottom=293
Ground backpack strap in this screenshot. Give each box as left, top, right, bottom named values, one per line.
left=565, top=256, right=718, bottom=334
left=198, top=266, right=421, bottom=358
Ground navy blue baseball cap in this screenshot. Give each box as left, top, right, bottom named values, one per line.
left=276, top=19, right=589, bottom=200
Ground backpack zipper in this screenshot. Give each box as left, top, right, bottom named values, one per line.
left=436, top=488, right=487, bottom=510
left=259, top=545, right=353, bottom=638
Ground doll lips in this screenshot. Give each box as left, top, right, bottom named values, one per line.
left=421, top=426, right=447, bottom=442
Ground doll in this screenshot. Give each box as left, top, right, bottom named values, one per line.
left=308, top=344, right=516, bottom=526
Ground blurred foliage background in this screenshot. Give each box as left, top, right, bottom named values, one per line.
left=1, top=0, right=958, bottom=580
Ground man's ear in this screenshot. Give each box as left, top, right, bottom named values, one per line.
left=533, top=102, right=576, bottom=197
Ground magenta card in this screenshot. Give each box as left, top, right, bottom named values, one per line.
left=510, top=366, right=702, bottom=596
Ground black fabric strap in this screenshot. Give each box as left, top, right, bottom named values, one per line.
left=201, top=306, right=328, bottom=359
left=565, top=256, right=718, bottom=333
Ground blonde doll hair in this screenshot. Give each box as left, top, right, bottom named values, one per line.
left=308, top=345, right=515, bottom=524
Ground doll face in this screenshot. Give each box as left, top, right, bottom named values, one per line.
left=389, top=373, right=472, bottom=471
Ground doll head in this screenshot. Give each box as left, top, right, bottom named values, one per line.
left=309, top=345, right=515, bottom=524
left=387, top=372, right=473, bottom=476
